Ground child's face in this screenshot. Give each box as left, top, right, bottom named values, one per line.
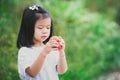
left=33, top=17, right=51, bottom=44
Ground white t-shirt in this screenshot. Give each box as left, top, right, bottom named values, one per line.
left=18, top=46, right=59, bottom=80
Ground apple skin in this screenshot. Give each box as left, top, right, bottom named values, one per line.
left=50, top=36, right=62, bottom=49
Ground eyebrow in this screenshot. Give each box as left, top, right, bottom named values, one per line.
left=36, top=25, right=51, bottom=27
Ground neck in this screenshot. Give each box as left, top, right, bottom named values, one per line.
left=33, top=43, right=44, bottom=47
left=33, top=39, right=44, bottom=47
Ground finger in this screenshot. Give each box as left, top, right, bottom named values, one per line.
left=51, top=44, right=59, bottom=48
left=58, top=36, right=63, bottom=40
left=49, top=40, right=57, bottom=43
left=48, top=41, right=58, bottom=49
left=46, top=41, right=54, bottom=48
left=59, top=38, right=65, bottom=44
left=58, top=36, right=64, bottom=41
left=50, top=41, right=58, bottom=46
left=52, top=47, right=58, bottom=51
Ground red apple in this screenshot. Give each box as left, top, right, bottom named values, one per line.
left=50, top=36, right=62, bottom=49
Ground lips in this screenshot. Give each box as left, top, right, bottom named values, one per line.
left=41, top=36, right=47, bottom=39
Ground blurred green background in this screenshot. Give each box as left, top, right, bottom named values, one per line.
left=0, top=0, right=120, bottom=80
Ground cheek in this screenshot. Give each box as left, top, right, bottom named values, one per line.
left=48, top=30, right=50, bottom=34
left=34, top=30, right=41, bottom=37
left=48, top=30, right=51, bottom=36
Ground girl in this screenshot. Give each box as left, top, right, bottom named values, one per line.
left=17, top=5, right=68, bottom=80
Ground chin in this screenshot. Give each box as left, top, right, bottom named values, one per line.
left=42, top=38, right=48, bottom=42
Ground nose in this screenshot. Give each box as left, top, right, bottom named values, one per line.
left=42, top=28, right=48, bottom=34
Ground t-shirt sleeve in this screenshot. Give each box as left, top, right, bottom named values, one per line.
left=18, top=47, right=33, bottom=80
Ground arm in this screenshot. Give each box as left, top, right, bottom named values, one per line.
left=57, top=50, right=68, bottom=74
left=25, top=50, right=47, bottom=77
left=56, top=37, right=68, bottom=74
left=25, top=41, right=58, bottom=77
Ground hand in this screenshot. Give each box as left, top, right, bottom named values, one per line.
left=42, top=40, right=59, bottom=56
left=49, top=36, right=61, bottom=49
left=49, top=36, right=66, bottom=56
left=57, top=36, right=66, bottom=57
left=58, top=36, right=65, bottom=51
left=49, top=36, right=65, bottom=50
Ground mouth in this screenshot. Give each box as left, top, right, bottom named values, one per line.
left=41, top=36, right=48, bottom=39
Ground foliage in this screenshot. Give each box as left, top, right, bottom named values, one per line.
left=0, top=0, right=120, bottom=80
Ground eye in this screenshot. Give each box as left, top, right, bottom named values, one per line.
left=38, top=27, right=42, bottom=29
left=47, top=27, right=50, bottom=29
left=47, top=25, right=50, bottom=29
left=36, top=26, right=43, bottom=29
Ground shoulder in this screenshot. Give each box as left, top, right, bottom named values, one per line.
left=18, top=47, right=32, bottom=56
left=18, top=47, right=31, bottom=53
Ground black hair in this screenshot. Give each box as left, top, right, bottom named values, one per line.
left=17, top=5, right=53, bottom=49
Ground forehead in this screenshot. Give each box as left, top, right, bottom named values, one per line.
left=35, top=17, right=51, bottom=26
